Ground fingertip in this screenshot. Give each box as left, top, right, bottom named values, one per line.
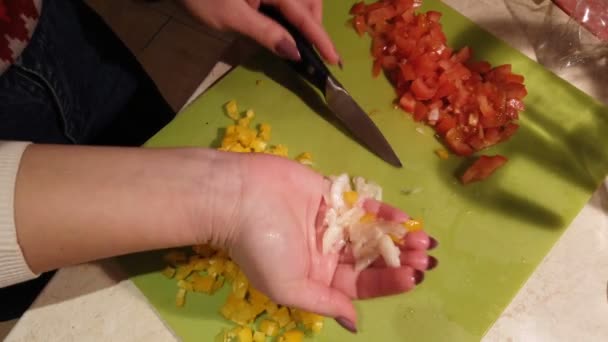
left=429, top=237, right=439, bottom=250
left=428, top=256, right=438, bottom=270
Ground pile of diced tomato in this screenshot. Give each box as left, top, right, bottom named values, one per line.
left=350, top=0, right=527, bottom=158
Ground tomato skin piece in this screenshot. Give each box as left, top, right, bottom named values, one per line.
left=353, top=15, right=367, bottom=36
left=436, top=115, right=456, bottom=136
left=445, top=128, right=474, bottom=156
left=350, top=2, right=366, bottom=15
left=460, top=155, right=508, bottom=185
left=372, top=59, right=382, bottom=78
left=411, top=78, right=437, bottom=100
left=413, top=101, right=429, bottom=121
left=427, top=10, right=442, bottom=22
left=399, top=93, right=417, bottom=113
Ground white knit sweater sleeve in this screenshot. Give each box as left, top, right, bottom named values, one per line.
left=0, top=141, right=37, bottom=288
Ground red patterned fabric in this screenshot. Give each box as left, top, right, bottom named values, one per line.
left=0, top=0, right=41, bottom=74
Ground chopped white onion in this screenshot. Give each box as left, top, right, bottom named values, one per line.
left=329, top=174, right=351, bottom=211
left=428, top=108, right=440, bottom=122
left=378, top=234, right=401, bottom=268
left=321, top=174, right=406, bottom=271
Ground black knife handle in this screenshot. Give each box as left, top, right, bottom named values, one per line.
left=259, top=5, right=331, bottom=92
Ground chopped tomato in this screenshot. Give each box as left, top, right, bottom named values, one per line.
left=353, top=15, right=367, bottom=36
left=350, top=2, right=366, bottom=15
left=460, top=155, right=508, bottom=185
left=350, top=0, right=526, bottom=159
left=411, top=78, right=436, bottom=100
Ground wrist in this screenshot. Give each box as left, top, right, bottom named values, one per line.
left=184, top=149, right=246, bottom=250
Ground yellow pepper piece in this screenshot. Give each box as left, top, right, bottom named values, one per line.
left=245, top=109, right=255, bottom=119
left=253, top=331, right=266, bottom=342
left=389, top=234, right=402, bottom=244
left=161, top=266, right=176, bottom=279
left=175, top=288, right=187, bottom=307
left=310, top=319, right=324, bottom=334
left=238, top=117, right=252, bottom=128
left=271, top=306, right=292, bottom=328
left=248, top=287, right=269, bottom=306
left=177, top=279, right=194, bottom=291
left=278, top=329, right=304, bottom=342
left=174, top=265, right=193, bottom=281
left=250, top=138, right=268, bottom=153
left=435, top=148, right=449, bottom=160
left=258, top=123, right=271, bottom=141
left=192, top=274, right=215, bottom=293
left=191, top=258, right=209, bottom=271
left=404, top=219, right=424, bottom=232
left=343, top=191, right=358, bottom=207
left=295, top=152, right=313, bottom=165
left=264, top=301, right=278, bottom=315
left=360, top=213, right=377, bottom=223
left=224, top=100, right=240, bottom=120
left=237, top=326, right=253, bottom=342
left=259, top=320, right=279, bottom=337
left=268, top=144, right=288, bottom=157
left=284, top=321, right=297, bottom=332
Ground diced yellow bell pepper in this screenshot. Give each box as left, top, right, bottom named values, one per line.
left=295, top=152, right=313, bottom=165
left=271, top=307, right=292, bottom=328
left=284, top=321, right=297, bottom=332
left=259, top=320, right=279, bottom=337
left=404, top=219, right=424, bottom=232
left=250, top=138, right=268, bottom=153
left=161, top=266, right=176, bottom=279
left=435, top=148, right=449, bottom=160
left=224, top=100, right=240, bottom=120
left=225, top=125, right=238, bottom=136
left=174, top=265, right=193, bottom=281
left=192, top=274, right=215, bottom=293
left=264, top=301, right=278, bottom=315
left=253, top=330, right=266, bottom=342
left=191, top=258, right=209, bottom=271
left=248, top=288, right=269, bottom=306
left=177, top=279, right=194, bottom=291
left=228, top=144, right=251, bottom=153
left=176, top=288, right=187, bottom=307
left=268, top=144, right=288, bottom=157
left=258, top=123, right=271, bottom=141
left=389, top=234, right=402, bottom=244
left=278, top=329, right=304, bottom=342
left=360, top=213, right=377, bottom=223
left=238, top=117, right=252, bottom=128
left=343, top=191, right=358, bottom=207
left=245, top=109, right=255, bottom=119
left=310, top=320, right=324, bottom=334
left=237, top=326, right=253, bottom=342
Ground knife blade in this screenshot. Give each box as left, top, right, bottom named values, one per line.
left=259, top=6, right=402, bottom=168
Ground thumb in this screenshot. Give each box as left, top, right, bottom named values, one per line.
left=284, top=280, right=358, bottom=333
left=228, top=3, right=301, bottom=62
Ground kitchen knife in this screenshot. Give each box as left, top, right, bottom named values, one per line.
left=260, top=5, right=403, bottom=168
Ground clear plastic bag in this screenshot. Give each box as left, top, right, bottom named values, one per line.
left=505, top=0, right=608, bottom=70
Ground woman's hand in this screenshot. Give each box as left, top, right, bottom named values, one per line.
left=225, top=154, right=438, bottom=333
left=180, top=0, right=340, bottom=64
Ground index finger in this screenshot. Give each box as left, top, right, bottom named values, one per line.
left=264, top=0, right=340, bottom=64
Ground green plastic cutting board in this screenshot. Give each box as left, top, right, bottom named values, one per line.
left=122, top=1, right=608, bottom=341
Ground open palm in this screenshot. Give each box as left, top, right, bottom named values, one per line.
left=229, top=155, right=437, bottom=331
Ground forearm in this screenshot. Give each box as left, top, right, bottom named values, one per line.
left=14, top=145, right=243, bottom=274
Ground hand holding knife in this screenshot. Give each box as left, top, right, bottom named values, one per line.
left=259, top=5, right=403, bottom=168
